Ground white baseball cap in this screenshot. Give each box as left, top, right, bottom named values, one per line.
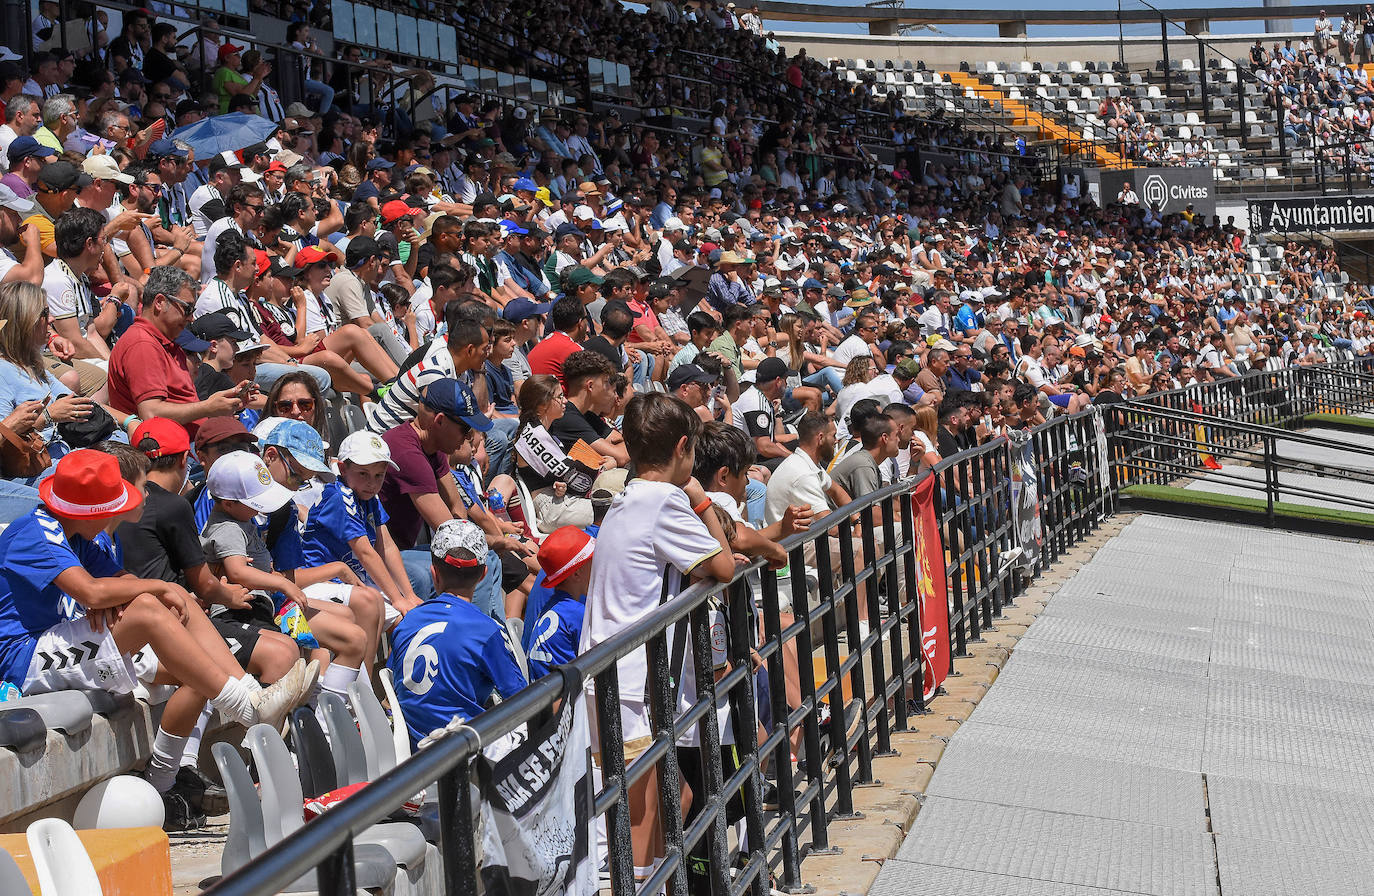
left=573, top=205, right=596, bottom=222
left=206, top=452, right=295, bottom=512
left=430, top=518, right=488, bottom=566
left=82, top=154, right=134, bottom=185
left=337, top=430, right=398, bottom=470
left=662, top=216, right=687, bottom=232
left=0, top=183, right=33, bottom=215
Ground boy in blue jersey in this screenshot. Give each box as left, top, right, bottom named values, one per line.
left=300, top=430, right=422, bottom=620
left=387, top=519, right=527, bottom=748
left=0, top=450, right=309, bottom=817
left=258, top=420, right=388, bottom=671
left=521, top=526, right=595, bottom=681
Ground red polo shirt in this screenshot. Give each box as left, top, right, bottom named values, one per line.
left=527, top=331, right=582, bottom=387
left=108, top=317, right=202, bottom=436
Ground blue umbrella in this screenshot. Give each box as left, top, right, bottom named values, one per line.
left=172, top=112, right=278, bottom=159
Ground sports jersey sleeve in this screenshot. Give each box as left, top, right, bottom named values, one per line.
left=484, top=625, right=529, bottom=699
left=7, top=514, right=85, bottom=592
left=741, top=403, right=773, bottom=440
left=654, top=488, right=724, bottom=577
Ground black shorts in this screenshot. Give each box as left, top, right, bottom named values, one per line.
left=498, top=549, right=531, bottom=593
left=208, top=602, right=279, bottom=667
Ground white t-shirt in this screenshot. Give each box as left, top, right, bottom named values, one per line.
left=1018, top=355, right=1050, bottom=390
left=731, top=386, right=775, bottom=441
left=764, top=449, right=832, bottom=525
left=189, top=183, right=223, bottom=238
left=195, top=278, right=264, bottom=340
left=578, top=479, right=723, bottom=743
left=42, top=259, right=95, bottom=333
left=830, top=334, right=871, bottom=368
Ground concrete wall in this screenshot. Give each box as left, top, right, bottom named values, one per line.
left=777, top=29, right=1304, bottom=70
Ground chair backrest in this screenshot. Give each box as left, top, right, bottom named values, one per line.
left=288, top=707, right=339, bottom=799
left=26, top=818, right=102, bottom=896
left=321, top=692, right=370, bottom=787
left=244, top=723, right=306, bottom=843
left=349, top=679, right=396, bottom=780
left=212, top=741, right=267, bottom=875
left=504, top=618, right=530, bottom=681
left=0, top=847, right=33, bottom=896
left=377, top=669, right=412, bottom=763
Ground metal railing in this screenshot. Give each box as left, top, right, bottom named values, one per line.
left=203, top=406, right=1114, bottom=896
left=199, top=361, right=1374, bottom=896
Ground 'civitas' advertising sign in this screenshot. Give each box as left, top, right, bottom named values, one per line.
left=1099, top=167, right=1216, bottom=217
left=1249, top=195, right=1374, bottom=234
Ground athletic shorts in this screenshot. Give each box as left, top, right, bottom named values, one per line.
left=1048, top=393, right=1072, bottom=409
left=304, top=580, right=402, bottom=626
left=208, top=615, right=269, bottom=668
left=22, top=618, right=139, bottom=696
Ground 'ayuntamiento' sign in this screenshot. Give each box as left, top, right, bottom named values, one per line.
left=1249, top=195, right=1374, bottom=233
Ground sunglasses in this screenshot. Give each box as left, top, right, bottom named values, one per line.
left=164, top=294, right=194, bottom=315
left=275, top=397, right=316, bottom=414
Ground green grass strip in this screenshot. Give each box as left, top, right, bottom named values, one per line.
left=1121, top=483, right=1374, bottom=527
left=1304, top=413, right=1374, bottom=431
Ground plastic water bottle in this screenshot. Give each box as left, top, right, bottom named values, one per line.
left=488, top=489, right=511, bottom=521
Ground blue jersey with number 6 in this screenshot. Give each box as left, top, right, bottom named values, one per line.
left=386, top=594, right=527, bottom=748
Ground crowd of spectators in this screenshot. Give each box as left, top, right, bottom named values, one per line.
left=1, top=6, right=1373, bottom=882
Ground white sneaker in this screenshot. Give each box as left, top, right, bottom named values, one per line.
left=253, top=660, right=308, bottom=733
left=300, top=659, right=320, bottom=703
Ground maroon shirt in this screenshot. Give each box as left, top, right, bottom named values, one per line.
left=378, top=421, right=450, bottom=551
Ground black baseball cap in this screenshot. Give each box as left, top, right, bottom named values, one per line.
left=666, top=364, right=715, bottom=391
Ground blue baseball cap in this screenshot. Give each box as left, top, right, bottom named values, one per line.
left=174, top=329, right=212, bottom=352
left=365, top=158, right=394, bottom=171
left=147, top=138, right=188, bottom=159
left=422, top=378, right=492, bottom=431
left=512, top=176, right=538, bottom=192
left=499, top=220, right=528, bottom=237
left=802, top=278, right=826, bottom=291
left=502, top=297, right=552, bottom=322
left=7, top=136, right=57, bottom=164
left=262, top=419, right=332, bottom=475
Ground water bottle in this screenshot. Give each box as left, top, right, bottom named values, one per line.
left=488, top=489, right=511, bottom=521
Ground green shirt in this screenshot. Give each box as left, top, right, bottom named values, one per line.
left=708, top=334, right=743, bottom=377
left=213, top=66, right=248, bottom=114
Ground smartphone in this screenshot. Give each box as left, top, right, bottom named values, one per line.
left=239, top=382, right=254, bottom=402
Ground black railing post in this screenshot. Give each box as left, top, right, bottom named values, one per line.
left=1263, top=435, right=1277, bottom=527
left=859, top=504, right=894, bottom=758
left=316, top=841, right=356, bottom=896
left=593, top=669, right=636, bottom=896
left=437, top=760, right=478, bottom=896
left=1198, top=39, right=1208, bottom=125
left=1161, top=16, right=1171, bottom=94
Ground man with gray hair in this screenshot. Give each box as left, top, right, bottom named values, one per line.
left=36, top=94, right=76, bottom=153
left=108, top=265, right=250, bottom=435
left=0, top=94, right=40, bottom=158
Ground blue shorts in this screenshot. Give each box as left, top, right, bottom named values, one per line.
left=1048, top=394, right=1072, bottom=409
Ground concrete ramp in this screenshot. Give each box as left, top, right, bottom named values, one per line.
left=868, top=515, right=1374, bottom=896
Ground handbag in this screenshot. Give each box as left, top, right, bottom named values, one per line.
left=56, top=402, right=117, bottom=448
left=0, top=421, right=51, bottom=478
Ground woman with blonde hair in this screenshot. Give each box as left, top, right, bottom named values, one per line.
left=910, top=404, right=941, bottom=476
left=0, top=283, right=111, bottom=515
left=832, top=355, right=877, bottom=435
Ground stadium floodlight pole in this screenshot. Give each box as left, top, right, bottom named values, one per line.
left=1118, top=0, right=1126, bottom=68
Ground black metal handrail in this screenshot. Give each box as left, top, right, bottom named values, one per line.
left=200, top=360, right=1373, bottom=896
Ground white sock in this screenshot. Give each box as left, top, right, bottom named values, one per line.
left=320, top=663, right=360, bottom=696
left=179, top=706, right=213, bottom=768
left=209, top=677, right=257, bottom=727
left=147, top=727, right=191, bottom=793
left=239, top=674, right=262, bottom=694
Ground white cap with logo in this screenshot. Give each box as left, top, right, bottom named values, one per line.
left=337, top=431, right=399, bottom=470
left=206, top=452, right=295, bottom=512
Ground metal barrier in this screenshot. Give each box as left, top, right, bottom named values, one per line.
left=199, top=363, right=1374, bottom=895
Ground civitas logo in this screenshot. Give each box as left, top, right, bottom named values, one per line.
left=1142, top=174, right=1169, bottom=208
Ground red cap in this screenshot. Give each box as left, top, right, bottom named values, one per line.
left=380, top=199, right=415, bottom=224
left=217, top=42, right=243, bottom=60
left=293, top=245, right=335, bottom=268
left=132, top=418, right=191, bottom=458
left=39, top=449, right=144, bottom=520
left=267, top=160, right=287, bottom=173
left=538, top=526, right=596, bottom=588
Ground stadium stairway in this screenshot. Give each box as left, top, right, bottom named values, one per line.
left=943, top=71, right=1130, bottom=168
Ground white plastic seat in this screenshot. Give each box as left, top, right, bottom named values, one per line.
left=26, top=819, right=101, bottom=896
